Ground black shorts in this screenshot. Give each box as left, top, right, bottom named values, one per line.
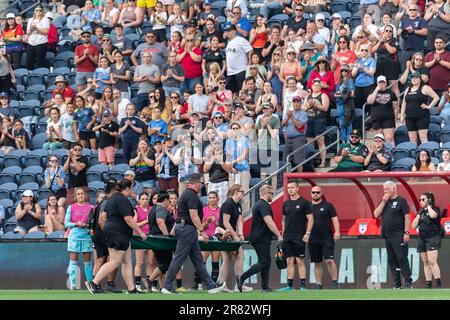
left=103, top=229, right=131, bottom=251
left=226, top=70, right=246, bottom=93
left=371, top=118, right=395, bottom=130
left=79, top=131, right=96, bottom=141
left=417, top=235, right=441, bottom=253
left=405, top=116, right=430, bottom=131
left=308, top=239, right=335, bottom=263
left=153, top=28, right=167, bottom=43
left=282, top=239, right=305, bottom=258
left=93, top=233, right=109, bottom=259
left=153, top=249, right=173, bottom=273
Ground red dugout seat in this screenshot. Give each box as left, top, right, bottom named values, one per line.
left=348, top=219, right=380, bottom=236
left=441, top=218, right=450, bottom=235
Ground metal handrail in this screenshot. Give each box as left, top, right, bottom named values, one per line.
left=0, top=0, right=20, bottom=17
left=19, top=1, right=40, bottom=17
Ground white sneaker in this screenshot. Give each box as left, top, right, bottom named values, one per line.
left=234, top=284, right=254, bottom=292
left=136, top=284, right=146, bottom=293
left=208, top=282, right=227, bottom=294
left=151, top=286, right=158, bottom=292
left=160, top=288, right=173, bottom=294
left=222, top=286, right=233, bottom=293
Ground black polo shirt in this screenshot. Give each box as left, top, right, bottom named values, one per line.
left=177, top=187, right=203, bottom=226
left=219, top=198, right=242, bottom=231
left=282, top=197, right=312, bottom=240
left=310, top=201, right=337, bottom=241
left=104, top=192, right=135, bottom=238
left=68, top=155, right=89, bottom=188
left=417, top=206, right=441, bottom=239
left=250, top=199, right=274, bottom=243
left=381, top=196, right=409, bottom=238
left=286, top=16, right=307, bottom=34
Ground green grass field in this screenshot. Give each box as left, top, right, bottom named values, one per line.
left=1, top=289, right=450, bottom=300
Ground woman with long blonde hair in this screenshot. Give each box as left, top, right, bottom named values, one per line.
left=267, top=47, right=284, bottom=109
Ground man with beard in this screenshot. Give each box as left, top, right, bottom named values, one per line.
left=74, top=30, right=99, bottom=92
left=329, top=129, right=368, bottom=172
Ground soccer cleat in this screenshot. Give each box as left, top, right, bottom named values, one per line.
left=136, top=284, right=146, bottom=293
left=262, top=288, right=273, bottom=293
left=316, top=284, right=323, bottom=290
left=236, top=276, right=243, bottom=293
left=85, top=281, right=104, bottom=294
left=208, top=282, right=227, bottom=294
left=104, top=284, right=122, bottom=293
left=176, top=286, right=187, bottom=293
left=127, top=288, right=146, bottom=294
left=160, top=288, right=174, bottom=294
left=277, top=286, right=293, bottom=292
left=234, top=284, right=253, bottom=292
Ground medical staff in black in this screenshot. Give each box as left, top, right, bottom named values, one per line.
left=89, top=178, right=121, bottom=293
left=238, top=185, right=283, bottom=293
left=161, top=173, right=227, bottom=294
left=309, top=186, right=340, bottom=289
left=86, top=179, right=147, bottom=294
left=374, top=181, right=412, bottom=289
left=411, top=192, right=442, bottom=289
left=278, top=179, right=313, bottom=291
left=146, top=192, right=175, bottom=291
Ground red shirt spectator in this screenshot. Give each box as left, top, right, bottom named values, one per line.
left=307, top=69, right=336, bottom=99
left=177, top=44, right=203, bottom=79
left=52, top=78, right=75, bottom=103
left=47, top=23, right=58, bottom=51
left=74, top=39, right=100, bottom=73
left=424, top=41, right=450, bottom=94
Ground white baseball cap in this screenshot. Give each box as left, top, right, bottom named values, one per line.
left=331, top=13, right=342, bottom=20
left=374, top=133, right=385, bottom=141
left=6, top=13, right=15, bottom=19
left=315, top=13, right=325, bottom=21
left=22, top=190, right=34, bottom=197
left=377, top=75, right=387, bottom=83
left=45, top=12, right=54, bottom=20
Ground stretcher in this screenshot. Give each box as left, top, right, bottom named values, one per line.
left=131, top=235, right=247, bottom=251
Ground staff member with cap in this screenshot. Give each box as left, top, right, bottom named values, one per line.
left=374, top=181, right=413, bottom=289
left=329, top=129, right=368, bottom=172
left=364, top=133, right=392, bottom=172
left=161, top=173, right=228, bottom=294
left=281, top=96, right=308, bottom=172
left=74, top=30, right=100, bottom=93
left=367, top=75, right=398, bottom=145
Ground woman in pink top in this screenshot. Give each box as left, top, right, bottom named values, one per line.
left=280, top=47, right=302, bottom=88
left=191, top=191, right=221, bottom=290
left=307, top=56, right=335, bottom=99
left=133, top=192, right=155, bottom=292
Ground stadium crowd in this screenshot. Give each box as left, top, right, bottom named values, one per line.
left=0, top=0, right=449, bottom=292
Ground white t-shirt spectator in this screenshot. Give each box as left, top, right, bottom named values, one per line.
left=27, top=17, right=50, bottom=46
left=437, top=162, right=450, bottom=171
left=226, top=36, right=253, bottom=76
left=116, top=97, right=131, bottom=123
left=168, top=14, right=187, bottom=36
left=151, top=11, right=168, bottom=30
left=188, top=94, right=210, bottom=116
left=318, top=26, right=331, bottom=43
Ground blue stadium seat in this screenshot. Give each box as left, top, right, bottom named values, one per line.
left=200, top=196, right=208, bottom=206
left=428, top=123, right=441, bottom=143
left=51, top=148, right=69, bottom=163
left=24, top=231, right=46, bottom=239
left=105, top=171, right=124, bottom=181
left=441, top=127, right=450, bottom=144
left=0, top=199, right=14, bottom=219
left=331, top=1, right=348, bottom=12
left=250, top=177, right=262, bottom=188
left=87, top=164, right=109, bottom=183
left=19, top=166, right=43, bottom=185
left=17, top=105, right=35, bottom=118
left=2, top=231, right=24, bottom=240
left=0, top=183, right=18, bottom=201
left=26, top=73, right=46, bottom=87
left=115, top=149, right=127, bottom=164
left=268, top=13, right=289, bottom=27
left=17, top=182, right=39, bottom=195
left=52, top=67, right=71, bottom=76
left=47, top=230, right=66, bottom=239
left=89, top=153, right=99, bottom=166
left=415, top=141, right=440, bottom=158
left=430, top=115, right=443, bottom=125
left=4, top=150, right=28, bottom=168
left=31, top=132, right=47, bottom=150
left=0, top=167, right=21, bottom=184
left=52, top=57, right=70, bottom=69
left=392, top=142, right=417, bottom=162
left=31, top=67, right=50, bottom=76
left=394, top=125, right=409, bottom=145
left=38, top=187, right=53, bottom=201
left=38, top=198, right=48, bottom=210
left=111, top=163, right=131, bottom=172
left=26, top=83, right=46, bottom=92
left=23, top=90, right=42, bottom=102
left=25, top=149, right=48, bottom=167
left=431, top=157, right=440, bottom=166
left=391, top=158, right=416, bottom=171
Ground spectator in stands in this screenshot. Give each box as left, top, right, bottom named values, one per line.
left=0, top=92, right=15, bottom=122
left=44, top=195, right=65, bottom=234
left=330, top=129, right=369, bottom=172
left=99, top=34, right=118, bottom=64
left=262, top=25, right=285, bottom=64
left=45, top=155, right=67, bottom=207
left=366, top=76, right=398, bottom=145
left=285, top=28, right=304, bottom=54
left=112, top=89, right=131, bottom=123
left=130, top=138, right=157, bottom=194
left=412, top=192, right=442, bottom=288
left=156, top=135, right=179, bottom=190
left=331, top=35, right=357, bottom=84
left=437, top=150, right=450, bottom=171
left=148, top=107, right=168, bottom=145
left=65, top=187, right=94, bottom=290
left=204, top=139, right=230, bottom=207
left=424, top=36, right=450, bottom=97
left=424, top=0, right=449, bottom=51
left=119, top=103, right=146, bottom=162
left=188, top=83, right=210, bottom=120
left=299, top=42, right=319, bottom=86
left=110, top=50, right=131, bottom=99
left=238, top=78, right=260, bottom=115
left=303, top=79, right=330, bottom=168
left=353, top=14, right=379, bottom=43
left=307, top=56, right=335, bottom=100
left=112, top=24, right=134, bottom=61
left=93, top=56, right=112, bottom=102
left=13, top=119, right=29, bottom=150
left=131, top=30, right=169, bottom=71
left=280, top=48, right=302, bottom=88
left=43, top=107, right=64, bottom=152
left=329, top=13, right=344, bottom=50
left=335, top=65, right=355, bottom=143
left=14, top=190, right=42, bottom=236
left=0, top=117, right=16, bottom=154
left=43, top=94, right=65, bottom=116
left=351, top=44, right=376, bottom=109
left=75, top=31, right=100, bottom=92
left=437, top=83, right=450, bottom=125
left=359, top=0, right=381, bottom=26
left=352, top=30, right=373, bottom=57
left=92, top=26, right=104, bottom=49
left=93, top=109, right=119, bottom=169
left=412, top=150, right=436, bottom=171
left=119, top=0, right=140, bottom=29
left=161, top=51, right=185, bottom=98
left=167, top=4, right=187, bottom=37
left=1, top=12, right=24, bottom=69
left=222, top=24, right=251, bottom=95
left=398, top=3, right=428, bottom=69
left=226, top=6, right=250, bottom=39
left=168, top=31, right=183, bottom=53
left=281, top=96, right=307, bottom=171
left=246, top=63, right=265, bottom=90
left=100, top=0, right=120, bottom=33
left=123, top=170, right=143, bottom=205
left=172, top=134, right=202, bottom=194
left=305, top=21, right=327, bottom=57
left=25, top=5, right=49, bottom=70
left=282, top=77, right=304, bottom=118
left=60, top=103, right=78, bottom=148
left=372, top=26, right=401, bottom=100
left=133, top=191, right=153, bottom=292
left=64, top=142, right=89, bottom=205
left=364, top=133, right=392, bottom=172
left=52, top=76, right=76, bottom=104
left=0, top=44, right=15, bottom=96
left=202, top=36, right=226, bottom=88
left=400, top=52, right=426, bottom=86
left=282, top=4, right=306, bottom=37
left=148, top=2, right=168, bottom=45
left=73, top=95, right=97, bottom=150
left=315, top=13, right=330, bottom=43
left=255, top=82, right=278, bottom=115
left=177, top=34, right=203, bottom=94
left=400, top=72, right=439, bottom=144
left=81, top=0, right=101, bottom=33
left=249, top=15, right=268, bottom=60
left=379, top=12, right=398, bottom=38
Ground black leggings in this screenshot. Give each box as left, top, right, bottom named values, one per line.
left=26, top=42, right=47, bottom=70
left=9, top=52, right=23, bottom=69
left=122, top=139, right=138, bottom=163
left=355, top=84, right=375, bottom=110
left=154, top=249, right=173, bottom=274
left=241, top=242, right=272, bottom=290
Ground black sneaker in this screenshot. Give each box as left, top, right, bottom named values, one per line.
left=236, top=276, right=243, bottom=293
left=85, top=281, right=104, bottom=294
left=104, top=284, right=122, bottom=293
left=127, top=288, right=146, bottom=294
left=405, top=280, right=413, bottom=289
left=316, top=284, right=323, bottom=290
left=262, top=288, right=273, bottom=293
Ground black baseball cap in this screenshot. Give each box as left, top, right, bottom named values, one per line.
left=188, top=173, right=204, bottom=183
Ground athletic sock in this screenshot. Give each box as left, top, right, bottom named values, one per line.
left=211, top=262, right=220, bottom=283
left=426, top=280, right=433, bottom=288
left=68, top=260, right=77, bottom=289
left=135, top=276, right=141, bottom=286
left=176, top=279, right=183, bottom=288
left=287, top=279, right=294, bottom=288
left=300, top=278, right=306, bottom=288
left=107, top=281, right=115, bottom=287
left=83, top=261, right=93, bottom=282
left=435, top=278, right=442, bottom=288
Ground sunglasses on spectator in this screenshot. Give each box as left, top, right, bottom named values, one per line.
left=409, top=8, right=418, bottom=11
left=149, top=95, right=155, bottom=98
left=48, top=159, right=58, bottom=162
left=360, top=49, right=368, bottom=52
left=186, top=39, right=193, bottom=42
left=374, top=139, right=383, bottom=142
left=170, top=96, right=178, bottom=99
left=102, top=39, right=111, bottom=42
left=311, top=191, right=321, bottom=194
left=350, top=136, right=359, bottom=139
left=385, top=29, right=393, bottom=33
left=82, top=35, right=91, bottom=38
left=73, top=148, right=82, bottom=151
left=35, top=9, right=42, bottom=11
left=419, top=198, right=428, bottom=202
left=287, top=52, right=295, bottom=55
left=214, top=116, right=223, bottom=119
left=219, top=81, right=226, bottom=84
left=274, top=53, right=280, bottom=56
left=415, top=57, right=423, bottom=60
left=357, top=36, right=364, bottom=39
left=295, top=8, right=303, bottom=11
left=318, top=61, right=326, bottom=64
left=338, top=41, right=347, bottom=44
left=341, top=69, right=348, bottom=73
